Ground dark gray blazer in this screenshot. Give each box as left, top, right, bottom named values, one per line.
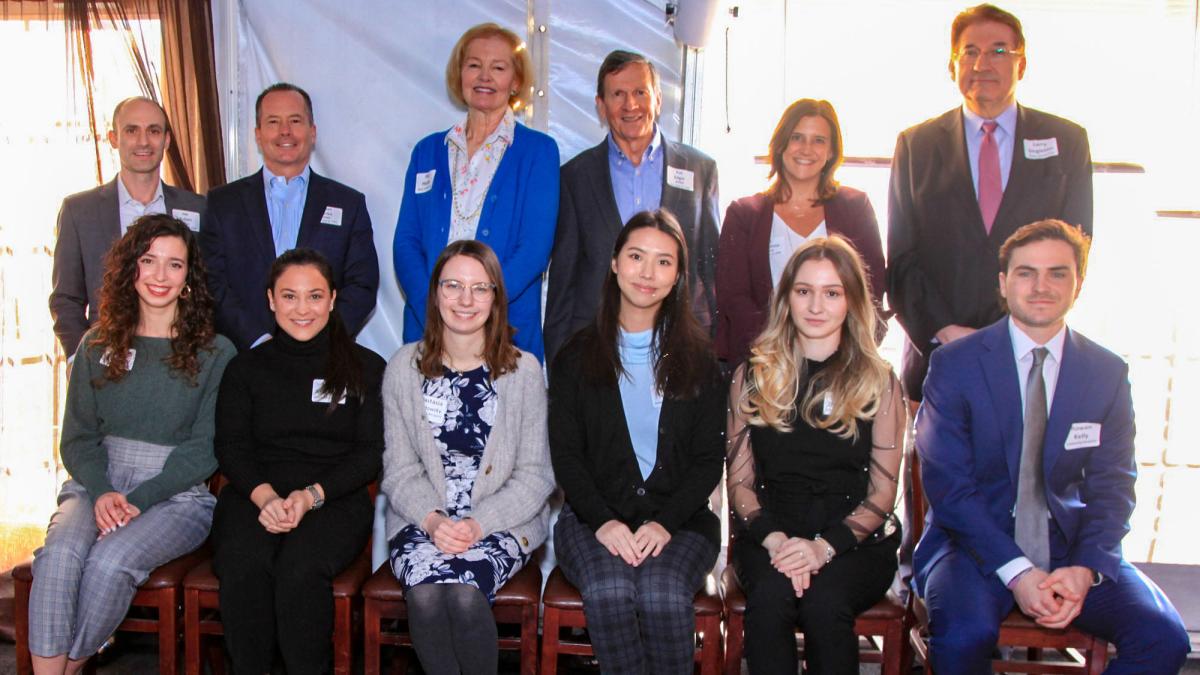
left=543, top=138, right=720, bottom=365
left=49, top=178, right=206, bottom=356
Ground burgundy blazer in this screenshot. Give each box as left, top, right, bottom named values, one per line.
left=715, top=187, right=886, bottom=363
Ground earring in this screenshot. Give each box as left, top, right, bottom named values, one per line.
left=180, top=284, right=192, bottom=298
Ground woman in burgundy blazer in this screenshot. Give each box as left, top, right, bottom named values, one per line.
left=716, top=99, right=886, bottom=365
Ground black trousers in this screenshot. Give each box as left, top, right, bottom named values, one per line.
left=211, top=488, right=372, bottom=675
left=732, top=533, right=898, bottom=675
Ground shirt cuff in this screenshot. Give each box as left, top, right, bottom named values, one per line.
left=251, top=333, right=272, bottom=348
left=997, top=556, right=1034, bottom=587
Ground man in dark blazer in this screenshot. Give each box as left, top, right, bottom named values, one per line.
left=50, top=96, right=205, bottom=358
left=202, top=83, right=378, bottom=350
left=887, top=4, right=1092, bottom=401
left=543, top=50, right=720, bottom=365
left=914, top=220, right=1187, bottom=674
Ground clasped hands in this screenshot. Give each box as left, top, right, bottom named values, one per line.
left=764, top=531, right=834, bottom=597
left=423, top=511, right=483, bottom=555
left=94, top=491, right=141, bottom=539
left=595, top=520, right=671, bottom=566
left=252, top=483, right=321, bottom=534
left=1012, top=565, right=1093, bottom=629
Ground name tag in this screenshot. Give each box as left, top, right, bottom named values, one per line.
left=1024, top=138, right=1059, bottom=160
left=1064, top=422, right=1101, bottom=450
left=320, top=206, right=343, bottom=226
left=666, top=166, right=695, bottom=192
left=424, top=394, right=448, bottom=426
left=311, top=379, right=347, bottom=404
left=99, top=348, right=136, bottom=370
left=822, top=391, right=834, bottom=416
left=415, top=169, right=436, bottom=194
left=172, top=209, right=201, bottom=231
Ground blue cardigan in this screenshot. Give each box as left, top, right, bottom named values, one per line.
left=393, top=122, right=560, bottom=361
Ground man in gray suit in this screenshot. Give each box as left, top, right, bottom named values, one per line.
left=49, top=96, right=206, bottom=358
left=543, top=50, right=720, bottom=365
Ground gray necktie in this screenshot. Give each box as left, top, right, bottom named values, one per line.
left=1015, top=347, right=1051, bottom=570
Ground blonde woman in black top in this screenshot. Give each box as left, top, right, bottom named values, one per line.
left=727, top=235, right=906, bottom=674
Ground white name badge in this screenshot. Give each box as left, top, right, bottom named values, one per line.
left=320, top=206, right=343, bottom=226
left=415, top=169, right=436, bottom=194
left=424, top=394, right=448, bottom=426
left=1024, top=138, right=1059, bottom=160
left=172, top=209, right=201, bottom=231
left=1064, top=422, right=1101, bottom=450
left=311, top=379, right=347, bottom=404
left=99, top=348, right=136, bottom=370
left=822, top=391, right=834, bottom=416
left=666, top=166, right=695, bottom=192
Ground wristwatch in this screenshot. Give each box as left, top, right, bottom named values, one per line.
left=1091, top=570, right=1104, bottom=586
left=305, top=484, right=324, bottom=510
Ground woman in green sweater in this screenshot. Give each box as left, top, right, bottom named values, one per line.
left=29, top=214, right=235, bottom=675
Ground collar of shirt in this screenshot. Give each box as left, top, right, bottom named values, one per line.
left=262, top=164, right=311, bottom=195
left=116, top=172, right=165, bottom=209
left=962, top=102, right=1018, bottom=194
left=606, top=125, right=663, bottom=167
left=962, top=102, right=1018, bottom=142
left=1008, top=317, right=1067, bottom=415
left=445, top=108, right=516, bottom=154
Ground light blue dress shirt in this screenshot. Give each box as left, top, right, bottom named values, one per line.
left=116, top=173, right=166, bottom=235
left=962, top=103, right=1018, bottom=196
left=262, top=164, right=310, bottom=257
left=617, top=328, right=662, bottom=480
left=608, top=128, right=664, bottom=225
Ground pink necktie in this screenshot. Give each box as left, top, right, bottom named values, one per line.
left=978, top=121, right=1002, bottom=233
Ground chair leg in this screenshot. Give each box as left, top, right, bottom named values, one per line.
left=698, top=614, right=721, bottom=675
left=156, top=588, right=179, bottom=675
left=363, top=597, right=381, bottom=675
left=539, top=606, right=561, bottom=675
left=332, top=596, right=353, bottom=675
left=723, top=611, right=743, bottom=675
left=14, top=573, right=32, bottom=675
left=1086, top=638, right=1108, bottom=675
left=183, top=587, right=201, bottom=675
left=519, top=602, right=538, bottom=675
left=880, top=619, right=904, bottom=675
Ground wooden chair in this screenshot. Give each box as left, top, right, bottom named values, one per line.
left=539, top=565, right=722, bottom=675
left=360, top=555, right=542, bottom=675
left=907, top=453, right=1109, bottom=674
left=12, top=547, right=209, bottom=675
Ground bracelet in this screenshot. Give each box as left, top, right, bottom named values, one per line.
left=813, top=534, right=835, bottom=564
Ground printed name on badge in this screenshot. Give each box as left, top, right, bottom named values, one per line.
left=1023, top=138, right=1059, bottom=160
left=424, top=394, right=448, bottom=426
left=172, top=209, right=201, bottom=231
left=415, top=170, right=436, bottom=194
left=320, top=206, right=343, bottom=226
left=311, top=379, right=348, bottom=405
left=822, top=391, right=834, bottom=416
left=1064, top=422, right=1101, bottom=450
left=666, top=166, right=695, bottom=192
left=99, top=348, right=136, bottom=370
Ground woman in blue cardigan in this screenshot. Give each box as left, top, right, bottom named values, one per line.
left=394, top=22, right=559, bottom=361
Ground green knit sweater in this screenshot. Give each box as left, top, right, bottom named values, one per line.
left=61, top=333, right=236, bottom=511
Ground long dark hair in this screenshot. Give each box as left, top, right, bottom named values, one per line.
left=267, top=248, right=363, bottom=413
left=93, top=214, right=216, bottom=384
left=584, top=209, right=715, bottom=399
left=418, top=240, right=520, bottom=378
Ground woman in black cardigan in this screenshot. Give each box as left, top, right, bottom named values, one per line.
left=211, top=249, right=385, bottom=675
left=549, top=209, right=724, bottom=675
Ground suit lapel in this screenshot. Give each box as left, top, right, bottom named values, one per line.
left=585, top=141, right=625, bottom=231
left=937, top=110, right=990, bottom=246
left=660, top=140, right=687, bottom=221
left=296, top=171, right=325, bottom=249
left=750, top=195, right=775, bottom=304
left=1044, top=329, right=1087, bottom=474
left=991, top=105, right=1038, bottom=242
left=979, top=322, right=1024, bottom=486
left=239, top=169, right=276, bottom=263
left=97, top=179, right=121, bottom=242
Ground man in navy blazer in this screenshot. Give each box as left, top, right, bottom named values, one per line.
left=914, top=220, right=1187, bottom=674
left=202, top=83, right=378, bottom=350
left=543, top=50, right=720, bottom=365
left=888, top=4, right=1093, bottom=402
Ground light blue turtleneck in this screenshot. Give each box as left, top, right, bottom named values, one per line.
left=618, top=328, right=662, bottom=480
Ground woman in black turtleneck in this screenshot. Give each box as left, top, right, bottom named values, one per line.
left=211, top=248, right=385, bottom=675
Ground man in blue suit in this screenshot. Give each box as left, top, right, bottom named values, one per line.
left=202, top=83, right=378, bottom=350
left=914, top=219, right=1188, bottom=674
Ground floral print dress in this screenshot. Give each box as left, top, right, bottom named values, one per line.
left=389, top=365, right=528, bottom=603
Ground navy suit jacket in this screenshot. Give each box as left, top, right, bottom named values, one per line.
left=913, top=319, right=1135, bottom=593
left=201, top=169, right=379, bottom=350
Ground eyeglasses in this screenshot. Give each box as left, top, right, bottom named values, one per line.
left=954, top=46, right=1023, bottom=64
left=438, top=279, right=496, bottom=301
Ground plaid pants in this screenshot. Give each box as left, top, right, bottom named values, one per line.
left=28, top=436, right=214, bottom=659
left=555, top=506, right=717, bottom=675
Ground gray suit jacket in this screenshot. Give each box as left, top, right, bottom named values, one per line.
left=49, top=178, right=206, bottom=356
left=543, top=138, right=720, bottom=365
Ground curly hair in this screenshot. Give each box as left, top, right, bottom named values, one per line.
left=92, top=214, right=216, bottom=385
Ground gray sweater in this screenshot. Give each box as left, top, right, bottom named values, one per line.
left=381, top=343, right=554, bottom=553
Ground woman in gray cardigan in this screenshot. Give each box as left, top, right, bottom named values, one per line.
left=381, top=239, right=554, bottom=675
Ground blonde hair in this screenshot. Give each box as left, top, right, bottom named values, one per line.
left=739, top=236, right=891, bottom=438
left=445, top=23, right=532, bottom=111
